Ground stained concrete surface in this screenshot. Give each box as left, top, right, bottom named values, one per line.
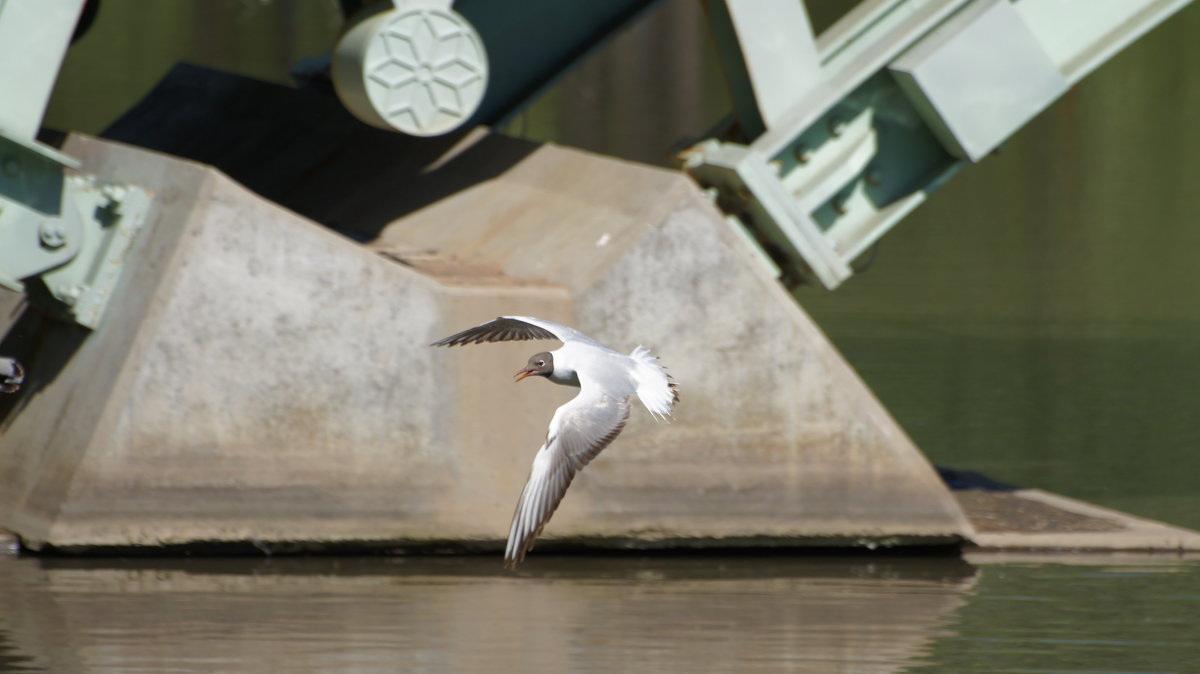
left=0, top=134, right=973, bottom=551
left=0, top=135, right=574, bottom=548
left=378, top=141, right=974, bottom=544
left=955, top=488, right=1200, bottom=552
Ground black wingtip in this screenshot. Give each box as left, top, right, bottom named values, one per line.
left=504, top=543, right=529, bottom=569
left=430, top=317, right=559, bottom=348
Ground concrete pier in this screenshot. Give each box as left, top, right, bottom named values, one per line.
left=0, top=135, right=973, bottom=551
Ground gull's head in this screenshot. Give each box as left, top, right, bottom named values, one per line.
left=514, top=352, right=554, bottom=382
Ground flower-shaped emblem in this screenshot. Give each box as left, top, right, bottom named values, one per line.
left=364, top=6, right=487, bottom=136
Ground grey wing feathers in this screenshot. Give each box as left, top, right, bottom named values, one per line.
left=504, top=393, right=631, bottom=568
left=430, top=317, right=559, bottom=346
left=502, top=316, right=598, bottom=346
left=504, top=446, right=576, bottom=568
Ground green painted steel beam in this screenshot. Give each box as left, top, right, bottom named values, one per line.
left=687, top=0, right=1194, bottom=289
left=0, top=0, right=151, bottom=329
left=0, top=0, right=84, bottom=141
left=704, top=0, right=822, bottom=139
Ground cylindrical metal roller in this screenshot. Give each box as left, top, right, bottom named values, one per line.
left=333, top=0, right=488, bottom=137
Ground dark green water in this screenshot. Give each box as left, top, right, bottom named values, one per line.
left=908, top=557, right=1200, bottom=674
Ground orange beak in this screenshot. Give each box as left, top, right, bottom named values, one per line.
left=514, top=368, right=536, bottom=382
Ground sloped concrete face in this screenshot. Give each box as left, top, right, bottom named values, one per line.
left=0, top=136, right=574, bottom=549
left=378, top=143, right=973, bottom=545
left=0, top=135, right=971, bottom=550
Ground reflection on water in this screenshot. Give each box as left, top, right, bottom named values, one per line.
left=911, top=555, right=1200, bottom=674
left=0, top=554, right=975, bottom=673
left=2, top=554, right=1198, bottom=673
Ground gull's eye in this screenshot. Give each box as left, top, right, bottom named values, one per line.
left=536, top=360, right=545, bottom=367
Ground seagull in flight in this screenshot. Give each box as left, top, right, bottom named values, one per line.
left=432, top=316, right=679, bottom=567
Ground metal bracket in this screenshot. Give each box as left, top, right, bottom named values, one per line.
left=0, top=136, right=152, bottom=329
left=38, top=177, right=153, bottom=328
left=0, top=0, right=154, bottom=343
left=0, top=135, right=79, bottom=289
left=688, top=0, right=1194, bottom=289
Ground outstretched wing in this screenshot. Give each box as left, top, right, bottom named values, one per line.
left=505, top=389, right=631, bottom=568
left=430, top=316, right=598, bottom=347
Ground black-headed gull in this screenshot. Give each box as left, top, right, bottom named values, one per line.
left=432, top=316, right=678, bottom=567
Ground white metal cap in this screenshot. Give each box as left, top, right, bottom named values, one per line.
left=333, top=1, right=488, bottom=137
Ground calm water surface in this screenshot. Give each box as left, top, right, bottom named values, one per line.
left=2, top=553, right=1198, bottom=673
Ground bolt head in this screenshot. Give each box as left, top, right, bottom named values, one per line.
left=38, top=221, right=67, bottom=249
left=101, top=184, right=128, bottom=202
left=55, top=284, right=83, bottom=306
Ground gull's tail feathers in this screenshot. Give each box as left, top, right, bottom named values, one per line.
left=628, top=345, right=679, bottom=421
